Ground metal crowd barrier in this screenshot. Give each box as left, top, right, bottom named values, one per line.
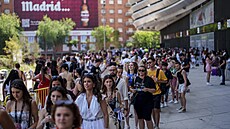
left=30, top=87, right=49, bottom=109
left=1, top=87, right=49, bottom=109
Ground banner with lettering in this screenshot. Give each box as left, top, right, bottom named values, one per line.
left=14, top=0, right=98, bottom=31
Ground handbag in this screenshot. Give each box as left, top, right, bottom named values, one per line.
left=211, top=67, right=220, bottom=76
left=186, top=78, right=191, bottom=86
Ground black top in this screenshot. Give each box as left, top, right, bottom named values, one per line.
left=164, top=69, right=173, bottom=81
left=181, top=58, right=190, bottom=72
left=90, top=65, right=101, bottom=77
left=220, top=56, right=226, bottom=69
left=177, top=70, right=185, bottom=84
left=131, top=76, right=155, bottom=101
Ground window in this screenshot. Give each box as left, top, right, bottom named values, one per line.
left=118, top=28, right=123, bottom=32
left=72, top=36, right=78, bottom=40
left=101, top=18, right=106, bottom=23
left=100, top=0, right=105, bottom=4
left=90, top=36, right=96, bottom=42
left=128, top=28, right=133, bottom=31
left=128, top=18, right=133, bottom=22
left=118, top=9, right=122, bottom=14
left=118, top=18, right=123, bottom=23
left=117, top=0, right=122, bottom=4
left=109, top=0, right=114, bottom=4
left=28, top=36, right=35, bottom=43
left=4, top=0, right=10, bottom=4
left=4, top=9, right=10, bottom=14
left=119, top=37, right=123, bottom=41
left=128, top=37, right=133, bottom=41
left=109, top=9, right=114, bottom=14
left=101, top=9, right=106, bottom=14
left=81, top=36, right=87, bottom=43
left=109, top=19, right=114, bottom=23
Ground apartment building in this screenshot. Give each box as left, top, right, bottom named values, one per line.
left=98, top=0, right=135, bottom=47
left=0, top=0, right=13, bottom=14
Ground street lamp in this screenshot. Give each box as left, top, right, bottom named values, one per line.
left=102, top=1, right=106, bottom=50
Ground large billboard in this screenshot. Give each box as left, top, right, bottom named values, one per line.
left=190, top=0, right=214, bottom=29
left=14, top=0, right=98, bottom=31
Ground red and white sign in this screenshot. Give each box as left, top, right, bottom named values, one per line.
left=14, top=0, right=98, bottom=31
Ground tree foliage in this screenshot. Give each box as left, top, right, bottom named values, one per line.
left=3, top=36, right=22, bottom=65
left=91, top=25, right=115, bottom=50
left=132, top=31, right=160, bottom=48
left=0, top=13, right=21, bottom=54
left=37, top=15, right=75, bottom=58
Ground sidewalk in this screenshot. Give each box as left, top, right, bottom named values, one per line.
left=129, top=66, right=230, bottom=129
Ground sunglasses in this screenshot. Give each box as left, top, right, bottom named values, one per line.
left=138, top=70, right=145, bottom=72
left=55, top=100, right=73, bottom=105
left=147, top=62, right=152, bottom=64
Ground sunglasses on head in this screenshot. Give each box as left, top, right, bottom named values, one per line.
left=11, top=83, right=23, bottom=90
left=55, top=100, right=73, bottom=105
left=52, top=76, right=61, bottom=80
left=83, top=72, right=94, bottom=76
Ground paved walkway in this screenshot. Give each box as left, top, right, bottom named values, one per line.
left=128, top=66, right=230, bottom=129
left=1, top=66, right=230, bottom=129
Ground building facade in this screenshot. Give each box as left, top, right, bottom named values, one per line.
left=98, top=0, right=135, bottom=48
left=0, top=0, right=13, bottom=14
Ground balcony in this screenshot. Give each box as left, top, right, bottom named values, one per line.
left=126, top=3, right=131, bottom=7
left=126, top=21, right=133, bottom=26
left=126, top=30, right=135, bottom=35
left=125, top=11, right=133, bottom=16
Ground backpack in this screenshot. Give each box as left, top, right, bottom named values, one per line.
left=156, top=69, right=167, bottom=94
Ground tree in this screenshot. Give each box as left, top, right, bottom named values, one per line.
left=113, top=30, right=120, bottom=48
left=3, top=36, right=22, bottom=65
left=91, top=25, right=114, bottom=50
left=0, top=13, right=21, bottom=54
left=132, top=31, right=160, bottom=48
left=37, top=15, right=75, bottom=59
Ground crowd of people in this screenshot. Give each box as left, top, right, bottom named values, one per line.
left=0, top=47, right=229, bottom=129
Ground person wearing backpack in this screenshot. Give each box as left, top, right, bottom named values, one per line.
left=147, top=57, right=167, bottom=129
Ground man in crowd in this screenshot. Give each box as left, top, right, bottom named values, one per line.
left=147, top=57, right=167, bottom=129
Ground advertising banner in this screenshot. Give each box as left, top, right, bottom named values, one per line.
left=190, top=0, right=214, bottom=29
left=14, top=0, right=98, bottom=31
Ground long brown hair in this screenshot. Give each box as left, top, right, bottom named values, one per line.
left=101, top=75, right=116, bottom=95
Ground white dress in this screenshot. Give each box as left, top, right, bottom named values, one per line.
left=75, top=93, right=105, bottom=129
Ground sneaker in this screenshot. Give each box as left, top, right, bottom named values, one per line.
left=164, top=102, right=168, bottom=107
left=186, top=89, right=190, bottom=92
left=206, top=82, right=212, bottom=86
left=178, top=108, right=186, bottom=113
left=220, top=83, right=225, bottom=85
left=169, top=100, right=174, bottom=103
left=174, top=100, right=178, bottom=104
left=176, top=107, right=182, bottom=111
left=154, top=126, right=160, bottom=129
left=160, top=103, right=164, bottom=108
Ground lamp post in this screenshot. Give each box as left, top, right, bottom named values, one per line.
left=102, top=1, right=106, bottom=50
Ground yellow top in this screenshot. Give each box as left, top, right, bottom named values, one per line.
left=147, top=69, right=167, bottom=95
